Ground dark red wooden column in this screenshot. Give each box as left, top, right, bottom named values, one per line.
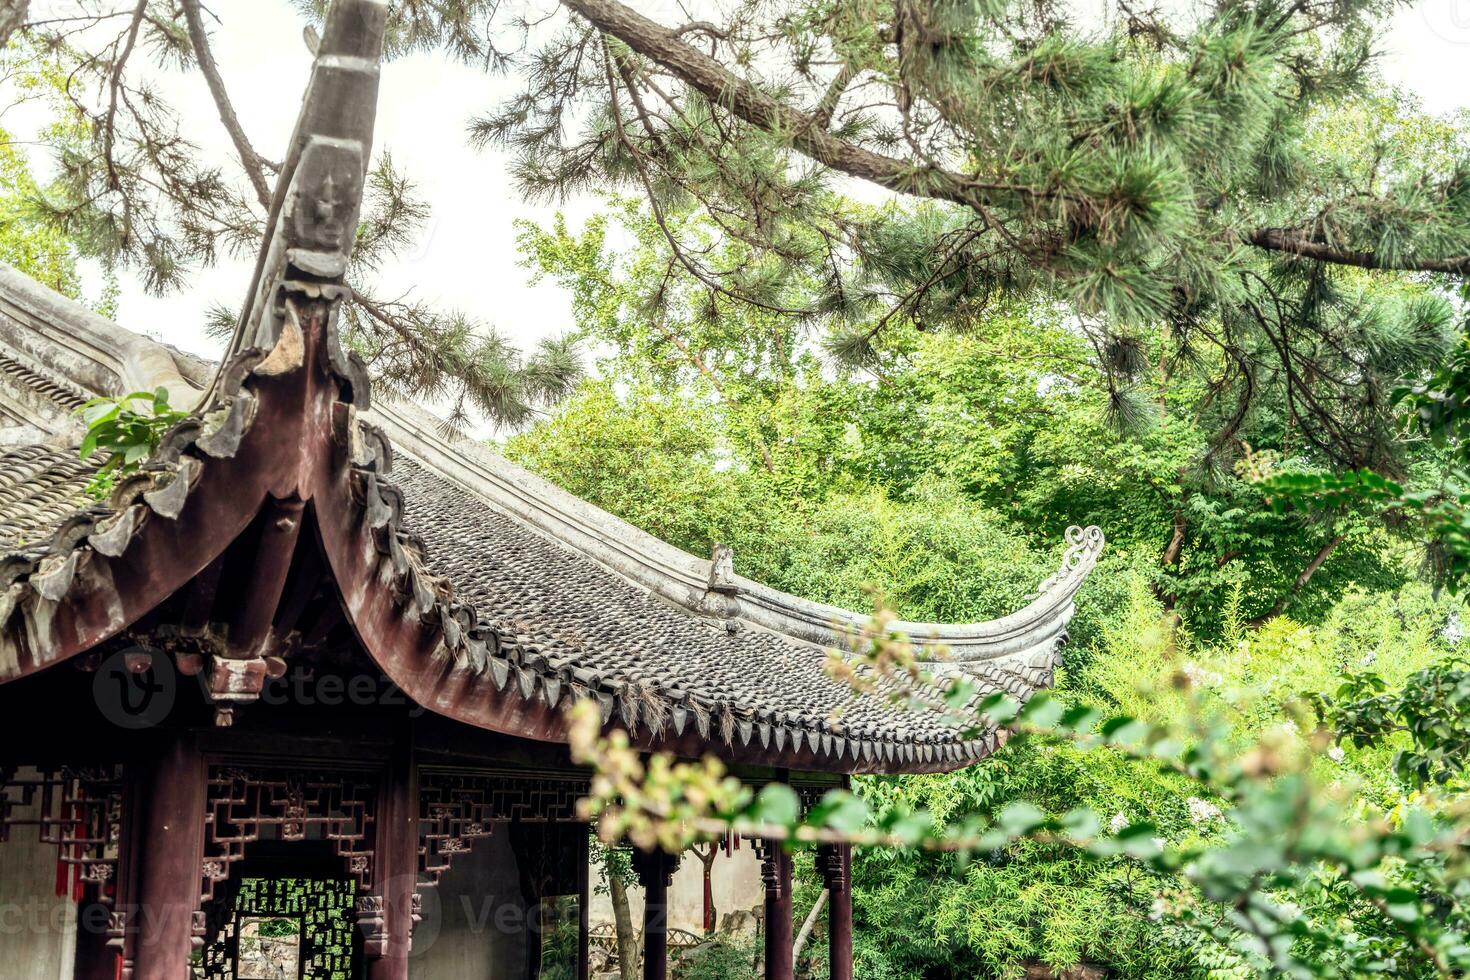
left=367, top=733, right=417, bottom=980
left=760, top=840, right=795, bottom=980
left=632, top=848, right=678, bottom=980
left=71, top=906, right=116, bottom=980
left=128, top=734, right=206, bottom=980
left=818, top=843, right=853, bottom=980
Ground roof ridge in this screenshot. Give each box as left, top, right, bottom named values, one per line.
left=369, top=393, right=1103, bottom=663
left=0, top=261, right=211, bottom=409
left=0, top=257, right=1103, bottom=671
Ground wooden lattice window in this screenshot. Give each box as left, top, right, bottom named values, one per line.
left=0, top=766, right=123, bottom=903
left=201, top=768, right=377, bottom=906
left=417, top=770, right=587, bottom=888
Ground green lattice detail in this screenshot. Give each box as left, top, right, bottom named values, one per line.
left=197, top=877, right=358, bottom=980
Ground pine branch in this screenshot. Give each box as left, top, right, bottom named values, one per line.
left=599, top=39, right=817, bottom=319
left=562, top=0, right=994, bottom=211
left=561, top=0, right=1470, bottom=279
left=807, top=63, right=854, bottom=132
left=181, top=0, right=272, bottom=209
left=103, top=1, right=148, bottom=194
left=1244, top=227, right=1470, bottom=277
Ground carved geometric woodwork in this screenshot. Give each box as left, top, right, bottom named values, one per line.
left=816, top=842, right=849, bottom=891
left=201, top=767, right=377, bottom=905
left=417, top=770, right=588, bottom=888
left=0, top=766, right=122, bottom=903
left=793, top=782, right=837, bottom=814
left=752, top=837, right=787, bottom=901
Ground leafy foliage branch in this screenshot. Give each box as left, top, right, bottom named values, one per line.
left=566, top=602, right=1470, bottom=978
left=74, top=386, right=186, bottom=498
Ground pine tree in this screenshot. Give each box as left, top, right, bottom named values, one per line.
left=7, top=0, right=1469, bottom=442
left=475, top=0, right=1468, bottom=470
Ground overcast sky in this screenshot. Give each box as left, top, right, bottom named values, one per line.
left=14, top=1, right=1470, bottom=367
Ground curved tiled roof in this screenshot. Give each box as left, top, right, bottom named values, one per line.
left=388, top=455, right=1089, bottom=765
left=0, top=277, right=1101, bottom=770
left=0, top=0, right=1101, bottom=773
left=0, top=445, right=99, bottom=553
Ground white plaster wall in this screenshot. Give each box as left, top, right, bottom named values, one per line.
left=409, top=831, right=531, bottom=979
left=589, top=846, right=764, bottom=935
left=0, top=769, right=77, bottom=980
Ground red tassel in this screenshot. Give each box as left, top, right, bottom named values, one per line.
left=54, top=846, right=68, bottom=898
left=72, top=852, right=85, bottom=903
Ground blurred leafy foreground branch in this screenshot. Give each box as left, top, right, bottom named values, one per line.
left=566, top=605, right=1470, bottom=978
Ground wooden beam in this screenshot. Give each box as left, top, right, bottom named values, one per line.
left=178, top=551, right=228, bottom=636
left=227, top=496, right=306, bottom=657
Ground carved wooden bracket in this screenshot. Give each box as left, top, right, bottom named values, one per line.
left=816, top=843, right=849, bottom=891
left=751, top=837, right=787, bottom=901
left=630, top=847, right=680, bottom=889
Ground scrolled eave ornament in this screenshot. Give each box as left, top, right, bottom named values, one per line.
left=1031, top=525, right=1106, bottom=600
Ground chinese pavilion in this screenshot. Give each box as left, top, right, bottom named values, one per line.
left=0, top=2, right=1102, bottom=978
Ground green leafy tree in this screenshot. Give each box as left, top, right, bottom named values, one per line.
left=565, top=573, right=1470, bottom=979
left=476, top=0, right=1470, bottom=469
left=515, top=197, right=1435, bottom=633
left=0, top=123, right=78, bottom=294
left=0, top=40, right=81, bottom=294
left=509, top=199, right=1470, bottom=978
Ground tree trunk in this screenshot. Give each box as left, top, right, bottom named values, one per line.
left=1248, top=533, right=1346, bottom=628
left=792, top=888, right=827, bottom=960
left=609, top=871, right=641, bottom=980
left=1157, top=507, right=1187, bottom=611
left=0, top=0, right=29, bottom=48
